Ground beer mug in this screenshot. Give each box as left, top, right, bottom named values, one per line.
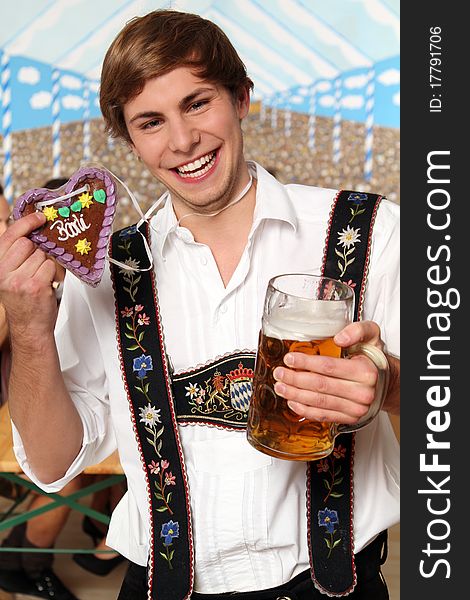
left=247, top=273, right=389, bottom=461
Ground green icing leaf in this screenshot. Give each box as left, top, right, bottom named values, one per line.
left=58, top=207, right=70, bottom=218
left=94, top=189, right=106, bottom=203
left=70, top=200, right=82, bottom=212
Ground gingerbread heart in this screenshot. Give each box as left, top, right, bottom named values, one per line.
left=13, top=166, right=117, bottom=287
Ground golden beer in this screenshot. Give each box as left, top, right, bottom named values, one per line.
left=246, top=274, right=389, bottom=461
left=247, top=331, right=342, bottom=461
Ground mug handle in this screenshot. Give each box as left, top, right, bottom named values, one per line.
left=337, top=343, right=390, bottom=434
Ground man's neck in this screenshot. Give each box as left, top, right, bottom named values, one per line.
left=179, top=181, right=257, bottom=288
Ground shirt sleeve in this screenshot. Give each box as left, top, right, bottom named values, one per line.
left=11, top=273, right=117, bottom=492
left=362, top=198, right=400, bottom=358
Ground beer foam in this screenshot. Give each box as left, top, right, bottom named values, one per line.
left=264, top=301, right=349, bottom=341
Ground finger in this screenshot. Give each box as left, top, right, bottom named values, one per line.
left=33, top=258, right=58, bottom=285
left=0, top=236, right=40, bottom=275
left=13, top=248, right=50, bottom=282
left=334, top=321, right=382, bottom=347
left=274, top=379, right=371, bottom=421
left=280, top=387, right=369, bottom=424
left=7, top=258, right=58, bottom=302
left=0, top=211, right=46, bottom=257
left=273, top=365, right=375, bottom=407
left=282, top=351, right=378, bottom=388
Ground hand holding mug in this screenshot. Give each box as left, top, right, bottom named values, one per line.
left=246, top=274, right=389, bottom=461
left=273, top=320, right=386, bottom=425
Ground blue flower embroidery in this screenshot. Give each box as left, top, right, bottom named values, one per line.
left=161, top=520, right=180, bottom=546
left=119, top=225, right=138, bottom=238
left=318, top=508, right=342, bottom=557
left=318, top=508, right=339, bottom=534
left=133, top=354, right=153, bottom=378
left=347, top=192, right=368, bottom=205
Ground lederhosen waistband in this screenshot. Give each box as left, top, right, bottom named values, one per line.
left=119, top=531, right=388, bottom=600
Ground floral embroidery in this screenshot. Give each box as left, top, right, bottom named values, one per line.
left=153, top=458, right=177, bottom=515
left=121, top=306, right=149, bottom=352
left=138, top=313, right=150, bottom=326
left=139, top=403, right=161, bottom=426
left=185, top=382, right=200, bottom=398
left=337, top=225, right=361, bottom=248
left=148, top=460, right=160, bottom=474
left=318, top=508, right=342, bottom=558
left=317, top=443, right=346, bottom=503
left=116, top=226, right=182, bottom=575
left=119, top=224, right=138, bottom=238
left=340, top=279, right=356, bottom=289
left=347, top=192, right=368, bottom=223
left=125, top=306, right=149, bottom=349
left=160, top=520, right=179, bottom=570
left=118, top=236, right=142, bottom=302
left=139, top=400, right=164, bottom=458
left=133, top=354, right=153, bottom=378
left=335, top=225, right=361, bottom=278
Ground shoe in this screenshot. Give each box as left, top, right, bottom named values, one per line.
left=0, top=567, right=79, bottom=600
left=72, top=552, right=126, bottom=576
left=81, top=515, right=106, bottom=546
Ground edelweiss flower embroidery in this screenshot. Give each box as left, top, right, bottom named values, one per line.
left=335, top=226, right=361, bottom=277
left=119, top=258, right=140, bottom=274
left=185, top=382, right=200, bottom=398
left=337, top=225, right=361, bottom=248
left=139, top=403, right=161, bottom=426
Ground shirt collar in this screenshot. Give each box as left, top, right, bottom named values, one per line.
left=150, top=161, right=298, bottom=259
left=248, top=161, right=298, bottom=233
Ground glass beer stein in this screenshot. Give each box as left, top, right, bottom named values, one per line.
left=247, top=273, right=390, bottom=461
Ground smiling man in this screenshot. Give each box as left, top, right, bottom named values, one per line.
left=0, top=10, right=400, bottom=600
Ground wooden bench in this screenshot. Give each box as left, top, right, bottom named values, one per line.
left=0, top=402, right=125, bottom=540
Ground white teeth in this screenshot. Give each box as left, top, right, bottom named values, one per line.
left=177, top=152, right=216, bottom=176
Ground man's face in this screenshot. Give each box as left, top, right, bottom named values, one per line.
left=123, top=67, right=250, bottom=217
left=0, top=194, right=10, bottom=236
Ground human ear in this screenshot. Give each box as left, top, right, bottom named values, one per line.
left=237, top=86, right=251, bottom=120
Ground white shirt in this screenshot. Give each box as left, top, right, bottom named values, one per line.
left=13, top=162, right=400, bottom=593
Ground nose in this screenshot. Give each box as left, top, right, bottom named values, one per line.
left=167, top=116, right=200, bottom=153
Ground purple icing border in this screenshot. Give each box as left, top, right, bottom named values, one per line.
left=13, top=167, right=117, bottom=287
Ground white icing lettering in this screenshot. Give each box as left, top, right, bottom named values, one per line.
left=50, top=213, right=91, bottom=242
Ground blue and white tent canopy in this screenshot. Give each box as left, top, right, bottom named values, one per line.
left=0, top=0, right=399, bottom=198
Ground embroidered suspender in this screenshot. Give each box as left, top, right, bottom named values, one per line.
left=308, top=190, right=382, bottom=596
left=110, top=189, right=382, bottom=599
left=111, top=224, right=194, bottom=600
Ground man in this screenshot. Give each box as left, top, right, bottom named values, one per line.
left=0, top=10, right=399, bottom=600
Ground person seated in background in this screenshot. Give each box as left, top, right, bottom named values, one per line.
left=72, top=477, right=127, bottom=577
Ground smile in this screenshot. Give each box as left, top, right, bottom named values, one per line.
left=175, top=151, right=217, bottom=178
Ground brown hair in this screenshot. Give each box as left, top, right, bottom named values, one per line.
left=100, top=10, right=254, bottom=144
